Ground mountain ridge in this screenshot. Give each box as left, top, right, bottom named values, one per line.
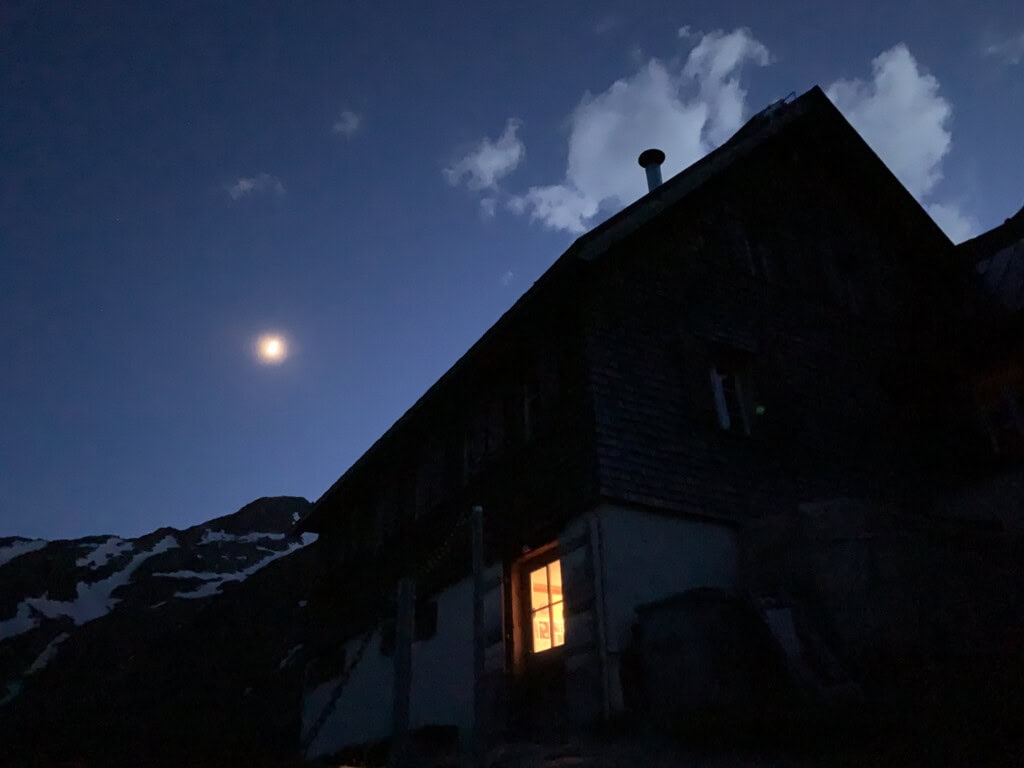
left=0, top=495, right=318, bottom=766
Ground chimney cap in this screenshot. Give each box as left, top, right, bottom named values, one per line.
left=638, top=148, right=666, bottom=169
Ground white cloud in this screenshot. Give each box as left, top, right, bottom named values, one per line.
left=926, top=202, right=977, bottom=244
left=826, top=44, right=975, bottom=242
left=684, top=29, right=772, bottom=145
left=225, top=173, right=285, bottom=200
left=444, top=119, right=525, bottom=191
left=479, top=197, right=498, bottom=218
left=984, top=31, right=1024, bottom=65
left=593, top=14, right=619, bottom=35
left=514, top=185, right=600, bottom=235
left=509, top=27, right=771, bottom=234
left=456, top=33, right=972, bottom=242
left=827, top=45, right=950, bottom=200
left=332, top=110, right=363, bottom=138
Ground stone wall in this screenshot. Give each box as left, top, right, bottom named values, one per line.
left=741, top=497, right=1022, bottom=677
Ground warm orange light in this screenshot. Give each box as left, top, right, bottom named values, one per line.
left=530, top=559, right=565, bottom=653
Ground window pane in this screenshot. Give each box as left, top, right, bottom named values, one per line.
left=711, top=369, right=731, bottom=430
left=530, top=565, right=549, bottom=611
left=547, top=560, right=562, bottom=602
left=529, top=559, right=565, bottom=653
left=551, top=601, right=565, bottom=648
left=532, top=608, right=552, bottom=652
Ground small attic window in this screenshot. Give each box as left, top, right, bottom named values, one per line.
left=709, top=349, right=758, bottom=435
left=711, top=366, right=750, bottom=434
left=741, top=234, right=771, bottom=280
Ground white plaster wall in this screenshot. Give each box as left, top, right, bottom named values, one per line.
left=304, top=508, right=737, bottom=752
left=409, top=567, right=501, bottom=731
left=596, top=504, right=738, bottom=653
left=304, top=631, right=393, bottom=757
left=303, top=564, right=500, bottom=759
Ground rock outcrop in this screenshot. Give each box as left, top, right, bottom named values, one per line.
left=0, top=496, right=317, bottom=767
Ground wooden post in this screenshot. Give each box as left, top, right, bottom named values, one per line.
left=471, top=505, right=486, bottom=768
left=390, top=577, right=415, bottom=768
left=588, top=514, right=612, bottom=722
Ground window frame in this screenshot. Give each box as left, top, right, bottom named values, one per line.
left=524, top=556, right=566, bottom=655
left=710, top=364, right=753, bottom=435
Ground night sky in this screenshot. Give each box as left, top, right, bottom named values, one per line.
left=2, top=1, right=1022, bottom=539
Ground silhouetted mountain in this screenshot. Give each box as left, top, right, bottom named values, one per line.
left=0, top=496, right=317, bottom=767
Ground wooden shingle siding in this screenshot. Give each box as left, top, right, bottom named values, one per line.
left=304, top=85, right=981, bottom=654
left=582, top=104, right=969, bottom=523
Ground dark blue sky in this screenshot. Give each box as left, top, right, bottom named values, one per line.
left=2, top=1, right=1022, bottom=539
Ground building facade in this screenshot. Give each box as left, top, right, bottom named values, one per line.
left=295, top=86, right=999, bottom=760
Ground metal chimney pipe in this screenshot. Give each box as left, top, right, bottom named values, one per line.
left=638, top=148, right=666, bottom=192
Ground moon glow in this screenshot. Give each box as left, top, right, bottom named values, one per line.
left=256, top=333, right=288, bottom=364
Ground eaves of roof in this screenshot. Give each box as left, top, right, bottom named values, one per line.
left=295, top=86, right=833, bottom=535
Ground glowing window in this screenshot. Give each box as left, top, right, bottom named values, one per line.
left=529, top=559, right=565, bottom=653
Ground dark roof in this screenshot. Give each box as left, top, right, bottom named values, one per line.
left=295, top=85, right=897, bottom=535
left=958, top=205, right=1024, bottom=313
left=959, top=204, right=1024, bottom=264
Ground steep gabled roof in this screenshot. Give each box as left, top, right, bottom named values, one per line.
left=296, top=84, right=943, bottom=534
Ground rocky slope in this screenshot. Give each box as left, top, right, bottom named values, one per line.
left=0, top=496, right=319, bottom=767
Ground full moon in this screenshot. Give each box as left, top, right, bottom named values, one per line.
left=256, top=333, right=288, bottom=364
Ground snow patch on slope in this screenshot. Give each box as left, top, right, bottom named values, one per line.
left=0, top=535, right=179, bottom=640
left=0, top=603, right=40, bottom=641
left=157, top=533, right=317, bottom=599
left=0, top=539, right=47, bottom=568
left=201, top=530, right=287, bottom=544
left=76, top=536, right=134, bottom=568
left=279, top=643, right=304, bottom=669
left=0, top=679, right=23, bottom=706
left=27, top=632, right=70, bottom=674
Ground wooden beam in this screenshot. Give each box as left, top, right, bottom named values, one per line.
left=471, top=505, right=486, bottom=768
left=389, top=577, right=415, bottom=768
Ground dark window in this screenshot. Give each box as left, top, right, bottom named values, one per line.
left=342, top=489, right=375, bottom=557
left=831, top=251, right=862, bottom=313
left=485, top=398, right=505, bottom=453
left=375, top=487, right=399, bottom=544
left=307, top=643, right=347, bottom=686
left=503, top=387, right=525, bottom=444
left=463, top=411, right=487, bottom=479
left=379, top=620, right=395, bottom=657
left=415, top=437, right=445, bottom=517
left=523, top=377, right=541, bottom=440
left=464, top=386, right=525, bottom=480
left=379, top=600, right=439, bottom=656
left=976, top=368, right=1024, bottom=458
left=710, top=362, right=755, bottom=435
left=414, top=600, right=438, bottom=641
left=740, top=232, right=771, bottom=280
